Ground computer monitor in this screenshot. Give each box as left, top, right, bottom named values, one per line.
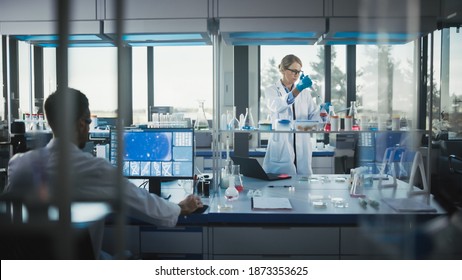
left=110, top=127, right=195, bottom=195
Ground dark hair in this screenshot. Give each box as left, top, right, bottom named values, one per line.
left=44, top=88, right=89, bottom=135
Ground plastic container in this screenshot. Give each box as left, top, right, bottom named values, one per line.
left=258, top=121, right=272, bottom=131
left=275, top=119, right=292, bottom=131
left=294, top=120, right=319, bottom=131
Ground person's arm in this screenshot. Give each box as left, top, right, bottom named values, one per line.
left=124, top=180, right=203, bottom=226
left=266, top=86, right=291, bottom=114
left=178, top=194, right=204, bottom=215
left=286, top=74, right=313, bottom=105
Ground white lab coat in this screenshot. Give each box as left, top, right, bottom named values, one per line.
left=5, top=138, right=181, bottom=258
left=262, top=80, right=321, bottom=176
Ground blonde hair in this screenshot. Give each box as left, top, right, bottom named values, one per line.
left=278, top=54, right=303, bottom=73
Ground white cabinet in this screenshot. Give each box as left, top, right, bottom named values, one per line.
left=0, top=0, right=99, bottom=21
left=105, top=0, right=209, bottom=19
left=216, top=0, right=324, bottom=17
left=312, top=156, right=335, bottom=174
left=140, top=226, right=207, bottom=259
left=0, top=0, right=101, bottom=35
left=210, top=226, right=339, bottom=259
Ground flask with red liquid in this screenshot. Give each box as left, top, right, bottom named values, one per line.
left=349, top=101, right=360, bottom=131
left=324, top=105, right=336, bottom=131
left=231, top=164, right=244, bottom=192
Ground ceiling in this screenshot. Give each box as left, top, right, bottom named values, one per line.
left=2, top=0, right=461, bottom=47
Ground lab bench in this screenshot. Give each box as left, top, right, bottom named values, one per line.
left=195, top=149, right=335, bottom=174
left=103, top=175, right=454, bottom=260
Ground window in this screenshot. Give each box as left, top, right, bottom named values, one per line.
left=356, top=43, right=417, bottom=129
left=439, top=27, right=462, bottom=139
left=68, top=47, right=118, bottom=118
left=153, top=46, right=213, bottom=123
left=18, top=41, right=32, bottom=116
left=132, top=47, right=148, bottom=124
left=43, top=48, right=56, bottom=100
left=0, top=39, right=3, bottom=121
left=330, top=46, right=347, bottom=112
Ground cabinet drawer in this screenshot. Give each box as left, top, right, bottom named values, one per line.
left=141, top=227, right=203, bottom=254
left=312, top=157, right=333, bottom=168
left=212, top=227, right=339, bottom=255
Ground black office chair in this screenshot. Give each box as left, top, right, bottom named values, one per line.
left=432, top=140, right=462, bottom=213
left=10, top=121, right=27, bottom=155
left=0, top=192, right=96, bottom=260
left=448, top=154, right=462, bottom=207
left=449, top=155, right=462, bottom=175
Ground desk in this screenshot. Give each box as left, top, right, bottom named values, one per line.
left=207, top=175, right=444, bottom=223
left=125, top=176, right=453, bottom=259
left=201, top=175, right=446, bottom=259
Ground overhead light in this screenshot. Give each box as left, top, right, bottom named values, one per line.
left=229, top=32, right=318, bottom=39
left=122, top=33, right=204, bottom=41
left=15, top=34, right=103, bottom=42
left=324, top=40, right=404, bottom=45
left=128, top=41, right=207, bottom=47
left=36, top=42, right=115, bottom=48
left=332, top=32, right=421, bottom=40
left=224, top=32, right=319, bottom=46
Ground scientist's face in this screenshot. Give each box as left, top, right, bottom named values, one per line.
left=282, top=62, right=302, bottom=86
left=77, top=110, right=91, bottom=149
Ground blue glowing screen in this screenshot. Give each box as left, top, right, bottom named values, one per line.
left=110, top=128, right=194, bottom=178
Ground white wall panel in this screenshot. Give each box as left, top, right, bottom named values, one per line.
left=332, top=0, right=439, bottom=17
left=0, top=21, right=101, bottom=35
left=103, top=19, right=209, bottom=34
left=217, top=0, right=325, bottom=18
left=0, top=0, right=98, bottom=21
left=105, top=0, right=209, bottom=20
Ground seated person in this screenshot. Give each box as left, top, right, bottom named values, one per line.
left=4, top=87, right=204, bottom=258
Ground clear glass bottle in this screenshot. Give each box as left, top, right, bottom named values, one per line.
left=194, top=100, right=209, bottom=130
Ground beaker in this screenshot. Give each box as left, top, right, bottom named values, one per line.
left=194, top=100, right=209, bottom=130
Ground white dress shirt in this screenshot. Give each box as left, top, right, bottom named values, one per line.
left=5, top=138, right=181, bottom=257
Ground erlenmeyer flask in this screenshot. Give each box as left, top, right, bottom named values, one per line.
left=242, top=107, right=256, bottom=130
left=231, top=164, right=244, bottom=192
left=194, top=100, right=209, bottom=130
left=228, top=106, right=240, bottom=130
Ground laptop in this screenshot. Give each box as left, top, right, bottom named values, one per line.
left=230, top=156, right=292, bottom=181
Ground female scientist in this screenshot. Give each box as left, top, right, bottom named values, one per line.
left=262, top=54, right=321, bottom=176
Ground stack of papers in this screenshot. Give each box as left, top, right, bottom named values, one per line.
left=382, top=198, right=436, bottom=212
left=251, top=197, right=292, bottom=210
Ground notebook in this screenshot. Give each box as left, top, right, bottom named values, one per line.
left=230, top=156, right=292, bottom=181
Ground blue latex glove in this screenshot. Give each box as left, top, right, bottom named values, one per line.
left=296, top=73, right=313, bottom=92
left=320, top=102, right=331, bottom=113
